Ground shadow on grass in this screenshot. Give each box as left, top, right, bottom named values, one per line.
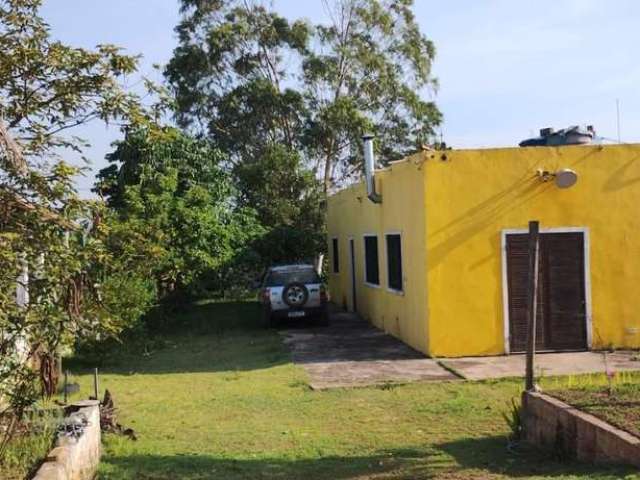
left=99, top=441, right=636, bottom=480
left=100, top=448, right=439, bottom=480
left=67, top=300, right=433, bottom=376
left=65, top=301, right=293, bottom=375
left=436, top=435, right=637, bottom=479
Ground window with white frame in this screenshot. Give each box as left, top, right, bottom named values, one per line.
left=386, top=233, right=403, bottom=292
left=363, top=235, right=379, bottom=285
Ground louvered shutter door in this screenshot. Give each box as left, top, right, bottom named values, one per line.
left=506, top=234, right=545, bottom=352
left=506, top=232, right=587, bottom=352
left=543, top=233, right=587, bottom=350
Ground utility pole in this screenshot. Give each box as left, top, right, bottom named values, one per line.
left=525, top=220, right=540, bottom=391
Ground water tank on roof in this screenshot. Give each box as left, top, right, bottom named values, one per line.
left=519, top=125, right=595, bottom=147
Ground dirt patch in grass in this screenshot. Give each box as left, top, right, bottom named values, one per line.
left=545, top=370, right=640, bottom=439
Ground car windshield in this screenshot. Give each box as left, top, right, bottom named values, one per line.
left=265, top=268, right=320, bottom=287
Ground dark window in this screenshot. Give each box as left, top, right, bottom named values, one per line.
left=386, top=234, right=403, bottom=291
left=332, top=238, right=340, bottom=273
left=364, top=236, right=379, bottom=285
left=265, top=268, right=320, bottom=287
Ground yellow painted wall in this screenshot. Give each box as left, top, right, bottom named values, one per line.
left=328, top=144, right=640, bottom=358
left=326, top=158, right=429, bottom=354
left=425, top=144, right=640, bottom=357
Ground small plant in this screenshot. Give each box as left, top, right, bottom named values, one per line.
left=603, top=351, right=617, bottom=396
left=502, top=397, right=523, bottom=445
left=376, top=381, right=400, bottom=391
left=288, top=379, right=309, bottom=390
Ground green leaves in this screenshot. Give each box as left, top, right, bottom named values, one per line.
left=302, top=0, right=442, bottom=187
left=166, top=0, right=442, bottom=194
left=163, top=0, right=441, bottom=270
left=97, top=128, right=263, bottom=299
left=0, top=0, right=156, bottom=423
left=0, top=0, right=146, bottom=158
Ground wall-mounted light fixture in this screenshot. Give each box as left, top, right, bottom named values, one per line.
left=537, top=168, right=578, bottom=189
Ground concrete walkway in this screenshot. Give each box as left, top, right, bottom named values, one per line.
left=439, top=351, right=640, bottom=381
left=280, top=310, right=640, bottom=389
left=280, top=311, right=457, bottom=389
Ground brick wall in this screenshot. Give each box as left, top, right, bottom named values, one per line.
left=522, top=391, right=640, bottom=467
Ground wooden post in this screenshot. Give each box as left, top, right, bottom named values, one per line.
left=93, top=368, right=99, bottom=402
left=525, top=221, right=540, bottom=391
left=63, top=370, right=68, bottom=404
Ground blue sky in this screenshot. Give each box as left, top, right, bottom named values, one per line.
left=41, top=0, right=640, bottom=195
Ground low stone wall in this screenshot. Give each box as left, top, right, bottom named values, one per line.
left=522, top=391, right=640, bottom=467
left=32, top=400, right=101, bottom=480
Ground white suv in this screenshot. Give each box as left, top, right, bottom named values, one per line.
left=258, top=264, right=329, bottom=327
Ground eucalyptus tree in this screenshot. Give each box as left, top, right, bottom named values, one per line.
left=303, top=0, right=442, bottom=190
left=166, top=0, right=442, bottom=195
left=166, top=0, right=324, bottom=260
left=165, top=0, right=310, bottom=157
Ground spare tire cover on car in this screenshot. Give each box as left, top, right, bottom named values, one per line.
left=282, top=282, right=309, bottom=307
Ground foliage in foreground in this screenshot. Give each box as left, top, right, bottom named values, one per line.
left=0, top=413, right=55, bottom=480
left=0, top=0, right=157, bottom=462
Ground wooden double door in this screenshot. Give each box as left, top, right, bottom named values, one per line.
left=505, top=231, right=588, bottom=353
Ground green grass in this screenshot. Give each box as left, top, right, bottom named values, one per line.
left=1, top=417, right=55, bottom=480
left=546, top=370, right=640, bottom=438
left=59, top=300, right=639, bottom=480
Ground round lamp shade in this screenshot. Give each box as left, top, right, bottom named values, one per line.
left=555, top=169, right=578, bottom=189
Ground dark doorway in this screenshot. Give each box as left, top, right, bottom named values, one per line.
left=349, top=238, right=357, bottom=313
left=506, top=231, right=588, bottom=352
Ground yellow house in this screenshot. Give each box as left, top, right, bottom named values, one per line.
left=326, top=143, right=640, bottom=358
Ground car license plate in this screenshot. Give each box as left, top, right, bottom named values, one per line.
left=288, top=311, right=305, bottom=318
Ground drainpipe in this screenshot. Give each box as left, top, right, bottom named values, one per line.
left=362, top=133, right=382, bottom=204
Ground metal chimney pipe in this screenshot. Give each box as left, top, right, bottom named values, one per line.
left=362, top=133, right=382, bottom=204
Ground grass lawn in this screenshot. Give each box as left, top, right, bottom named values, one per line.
left=547, top=371, right=640, bottom=438
left=60, top=301, right=639, bottom=480
left=1, top=423, right=54, bottom=480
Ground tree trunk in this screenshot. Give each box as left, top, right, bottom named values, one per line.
left=323, top=156, right=332, bottom=195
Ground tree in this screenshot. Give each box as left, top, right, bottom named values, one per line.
left=303, top=0, right=442, bottom=190
left=234, top=144, right=325, bottom=264
left=165, top=0, right=310, bottom=158
left=0, top=0, right=145, bottom=158
left=166, top=0, right=441, bottom=194
left=165, top=0, right=325, bottom=264
left=96, top=128, right=264, bottom=299
left=0, top=125, right=157, bottom=457
left=0, top=0, right=155, bottom=455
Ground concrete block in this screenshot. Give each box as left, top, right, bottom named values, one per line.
left=522, top=391, right=640, bottom=468
left=32, top=400, right=101, bottom=480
